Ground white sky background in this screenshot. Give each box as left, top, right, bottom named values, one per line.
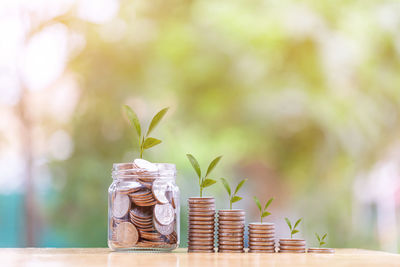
left=0, top=0, right=119, bottom=194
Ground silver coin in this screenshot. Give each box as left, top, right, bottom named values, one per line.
left=133, top=158, right=158, bottom=172
left=154, top=203, right=175, bottom=225
left=152, top=179, right=169, bottom=204
left=154, top=217, right=174, bottom=235
left=112, top=193, right=130, bottom=218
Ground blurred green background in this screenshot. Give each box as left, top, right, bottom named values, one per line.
left=1, top=0, right=400, bottom=252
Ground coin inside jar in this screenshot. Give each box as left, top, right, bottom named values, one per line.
left=115, top=222, right=139, bottom=246
left=154, top=217, right=174, bottom=235
left=112, top=193, right=130, bottom=218
left=154, top=203, right=175, bottom=225
left=133, top=158, right=158, bottom=172
left=152, top=179, right=169, bottom=204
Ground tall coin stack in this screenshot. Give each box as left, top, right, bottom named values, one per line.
left=217, top=210, right=245, bottom=253
left=278, top=238, right=306, bottom=253
left=187, top=197, right=216, bottom=253
left=248, top=223, right=276, bottom=253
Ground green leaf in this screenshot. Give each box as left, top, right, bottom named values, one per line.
left=142, top=137, right=162, bottom=149
left=123, top=105, right=141, bottom=138
left=146, top=107, right=169, bottom=136
left=220, top=178, right=231, bottom=196
left=322, top=233, right=327, bottom=241
left=285, top=218, right=292, bottom=230
left=253, top=196, right=262, bottom=212
left=201, top=178, right=217, bottom=188
left=186, top=154, right=201, bottom=178
left=205, top=156, right=222, bottom=177
left=231, top=196, right=242, bottom=203
left=320, top=242, right=326, bottom=246
left=234, top=178, right=247, bottom=195
left=264, top=197, right=274, bottom=211
left=261, top=211, right=271, bottom=218
left=294, top=218, right=302, bottom=229
left=291, top=229, right=299, bottom=235
left=315, top=233, right=320, bottom=242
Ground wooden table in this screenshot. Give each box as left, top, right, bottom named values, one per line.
left=2, top=248, right=400, bottom=266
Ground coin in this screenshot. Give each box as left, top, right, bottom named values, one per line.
left=307, top=248, right=335, bottom=254
left=112, top=193, right=130, bottom=218
left=218, top=234, right=244, bottom=239
left=218, top=220, right=244, bottom=227
left=188, top=225, right=215, bottom=230
left=188, top=246, right=214, bottom=250
left=249, top=249, right=275, bottom=253
left=249, top=228, right=275, bottom=233
left=279, top=239, right=306, bottom=246
left=152, top=179, right=169, bottom=204
left=189, top=216, right=215, bottom=221
left=218, top=209, right=245, bottom=215
left=188, top=236, right=214, bottom=241
left=154, top=203, right=175, bottom=225
left=189, top=211, right=215, bottom=216
left=153, top=217, right=174, bottom=235
left=131, top=206, right=152, bottom=219
left=248, top=222, right=275, bottom=228
left=218, top=240, right=244, bottom=245
left=279, top=250, right=305, bottom=253
left=218, top=249, right=244, bottom=253
left=249, top=237, right=275, bottom=242
left=140, top=231, right=163, bottom=241
left=217, top=227, right=244, bottom=233
left=115, top=222, right=139, bottom=246
left=249, top=241, right=275, bottom=246
left=134, top=158, right=158, bottom=172
left=188, top=249, right=215, bottom=253
left=218, top=215, right=245, bottom=221
left=188, top=197, right=215, bottom=203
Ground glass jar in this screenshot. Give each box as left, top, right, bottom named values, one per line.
left=108, top=162, right=180, bottom=251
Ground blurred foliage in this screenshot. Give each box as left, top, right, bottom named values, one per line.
left=48, top=0, right=400, bottom=248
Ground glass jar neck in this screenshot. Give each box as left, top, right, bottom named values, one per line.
left=112, top=162, right=176, bottom=181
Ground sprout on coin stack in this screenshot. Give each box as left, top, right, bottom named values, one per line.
left=217, top=178, right=247, bottom=253
left=248, top=197, right=276, bottom=253
left=108, top=106, right=179, bottom=251
left=278, top=218, right=306, bottom=253
left=307, top=233, right=335, bottom=254
left=186, top=154, right=222, bottom=253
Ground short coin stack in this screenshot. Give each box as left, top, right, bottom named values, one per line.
left=278, top=238, right=306, bottom=253
left=248, top=223, right=276, bottom=253
left=308, top=247, right=335, bottom=253
left=187, top=197, right=216, bottom=253
left=217, top=209, right=245, bottom=253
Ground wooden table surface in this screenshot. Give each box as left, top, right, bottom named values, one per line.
left=2, top=248, right=400, bottom=267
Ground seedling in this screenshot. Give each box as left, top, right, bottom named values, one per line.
left=315, top=233, right=327, bottom=248
left=123, top=105, right=169, bottom=158
left=285, top=217, right=302, bottom=238
left=220, top=178, right=247, bottom=209
left=253, top=196, right=274, bottom=223
left=186, top=154, right=222, bottom=197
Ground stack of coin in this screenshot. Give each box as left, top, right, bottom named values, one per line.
left=187, top=197, right=216, bottom=253
left=308, top=247, right=335, bottom=253
left=248, top=223, right=276, bottom=253
left=278, top=238, right=306, bottom=253
left=217, top=210, right=245, bottom=253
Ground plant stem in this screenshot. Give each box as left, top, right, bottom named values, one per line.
left=261, top=216, right=263, bottom=223
left=199, top=178, right=202, bottom=197
left=230, top=200, right=232, bottom=210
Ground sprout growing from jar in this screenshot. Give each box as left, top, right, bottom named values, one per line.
left=123, top=105, right=169, bottom=158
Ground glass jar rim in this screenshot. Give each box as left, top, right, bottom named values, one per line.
left=111, top=162, right=176, bottom=180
